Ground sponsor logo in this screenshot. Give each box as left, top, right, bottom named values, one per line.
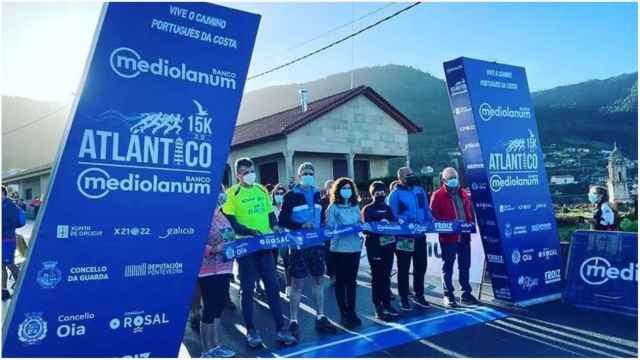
left=517, top=204, right=532, bottom=211
left=77, top=168, right=211, bottom=199
left=494, top=287, right=511, bottom=299
left=57, top=225, right=103, bottom=239
left=68, top=266, right=109, bottom=282
left=458, top=124, right=475, bottom=132
left=544, top=269, right=562, bottom=284
left=109, top=311, right=169, bottom=334
left=579, top=257, right=638, bottom=286
left=538, top=248, right=559, bottom=260
left=56, top=312, right=94, bottom=338
left=487, top=254, right=504, bottom=264
left=110, top=47, right=236, bottom=90
left=123, top=353, right=151, bottom=358
left=462, top=142, right=480, bottom=152
left=499, top=204, right=514, bottom=213
left=259, top=233, right=289, bottom=247
left=114, top=227, right=151, bottom=236
left=504, top=223, right=513, bottom=239
left=434, top=222, right=454, bottom=233
left=454, top=106, right=471, bottom=115
left=490, top=174, right=540, bottom=192
left=482, top=235, right=500, bottom=244
left=475, top=202, right=493, bottom=210
left=445, top=65, right=463, bottom=74
left=37, top=261, right=63, bottom=289
left=224, top=246, right=236, bottom=260
left=124, top=262, right=184, bottom=278
left=158, top=226, right=195, bottom=239
left=491, top=273, right=510, bottom=280
left=534, top=203, right=548, bottom=211
left=471, top=182, right=488, bottom=191
left=517, top=275, right=539, bottom=291
left=478, top=103, right=532, bottom=122
left=466, top=163, right=484, bottom=170
left=449, top=79, right=468, bottom=96
left=512, top=249, right=534, bottom=264
left=18, top=313, right=48, bottom=345
left=511, top=250, right=521, bottom=264
left=531, top=223, right=552, bottom=232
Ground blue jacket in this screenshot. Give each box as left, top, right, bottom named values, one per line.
left=2, top=198, right=26, bottom=239
left=279, top=184, right=323, bottom=230
left=388, top=184, right=433, bottom=223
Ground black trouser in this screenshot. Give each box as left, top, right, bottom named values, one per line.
left=198, top=274, right=231, bottom=323
left=366, top=243, right=394, bottom=308
left=395, top=235, right=427, bottom=301
left=331, top=251, right=360, bottom=315
left=440, top=235, right=472, bottom=298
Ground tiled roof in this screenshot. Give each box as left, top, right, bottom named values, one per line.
left=231, top=85, right=422, bottom=149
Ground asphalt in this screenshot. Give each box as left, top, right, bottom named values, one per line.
left=181, top=263, right=638, bottom=358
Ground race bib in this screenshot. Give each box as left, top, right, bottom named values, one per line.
left=380, top=235, right=396, bottom=247
left=396, top=237, right=415, bottom=252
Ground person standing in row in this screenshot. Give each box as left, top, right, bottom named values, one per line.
left=2, top=185, right=25, bottom=301
left=198, top=185, right=237, bottom=358
left=361, top=181, right=399, bottom=320
left=279, top=163, right=337, bottom=339
left=388, top=167, right=433, bottom=311
left=588, top=185, right=616, bottom=231
left=430, top=167, right=480, bottom=308
left=326, top=177, right=363, bottom=328
left=222, top=158, right=296, bottom=348
left=320, top=180, right=335, bottom=284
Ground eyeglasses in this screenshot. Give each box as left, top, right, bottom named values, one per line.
left=301, top=172, right=314, bottom=176
left=242, top=169, right=255, bottom=176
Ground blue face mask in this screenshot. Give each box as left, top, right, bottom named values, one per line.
left=340, top=188, right=352, bottom=200
left=588, top=193, right=600, bottom=204
left=301, top=175, right=315, bottom=186
left=446, top=178, right=459, bottom=188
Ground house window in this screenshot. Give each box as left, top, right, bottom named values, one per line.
left=25, top=188, right=33, bottom=200
left=354, top=160, right=370, bottom=184
left=332, top=159, right=348, bottom=180
left=259, top=162, right=279, bottom=186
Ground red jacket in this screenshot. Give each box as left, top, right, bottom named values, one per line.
left=430, top=185, right=475, bottom=243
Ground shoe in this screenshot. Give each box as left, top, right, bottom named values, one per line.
left=315, top=316, right=337, bottom=333
left=203, top=345, right=236, bottom=358
left=400, top=298, right=412, bottom=311
left=2, top=289, right=11, bottom=302
left=288, top=320, right=300, bottom=337
left=411, top=296, right=432, bottom=309
left=443, top=296, right=458, bottom=308
left=276, top=329, right=297, bottom=346
left=384, top=304, right=400, bottom=317
left=460, top=293, right=481, bottom=305
left=246, top=329, right=263, bottom=349
left=349, top=312, right=362, bottom=328
left=375, top=306, right=390, bottom=320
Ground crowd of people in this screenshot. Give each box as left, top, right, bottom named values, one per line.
left=193, top=158, right=480, bottom=357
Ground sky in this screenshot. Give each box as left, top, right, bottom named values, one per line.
left=1, top=1, right=637, bottom=102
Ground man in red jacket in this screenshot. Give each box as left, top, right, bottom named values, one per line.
left=430, top=167, right=480, bottom=308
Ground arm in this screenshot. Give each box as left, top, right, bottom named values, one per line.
left=422, top=189, right=433, bottom=222
left=326, top=204, right=337, bottom=227
left=601, top=204, right=615, bottom=226
left=389, top=191, right=404, bottom=222
left=430, top=191, right=441, bottom=220
left=224, top=214, right=257, bottom=236
left=278, top=192, right=302, bottom=230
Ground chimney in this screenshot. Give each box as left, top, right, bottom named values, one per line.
left=299, top=89, right=309, bottom=112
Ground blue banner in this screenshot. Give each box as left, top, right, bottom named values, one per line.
left=222, top=220, right=477, bottom=261
left=564, top=230, right=638, bottom=317
left=2, top=3, right=259, bottom=357
left=443, top=57, right=562, bottom=306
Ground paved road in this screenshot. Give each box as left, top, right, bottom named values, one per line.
left=181, top=266, right=637, bottom=358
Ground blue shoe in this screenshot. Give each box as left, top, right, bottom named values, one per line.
left=203, top=345, right=235, bottom=358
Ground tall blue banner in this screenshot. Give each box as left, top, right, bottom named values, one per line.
left=2, top=3, right=259, bottom=357
left=565, top=230, right=638, bottom=317
left=443, top=57, right=562, bottom=306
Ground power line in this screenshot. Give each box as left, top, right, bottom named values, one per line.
left=247, top=2, right=422, bottom=81
left=2, top=103, right=70, bottom=136
left=285, top=2, right=397, bottom=52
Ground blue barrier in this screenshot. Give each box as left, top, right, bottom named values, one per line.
left=564, top=230, right=638, bottom=317
left=222, top=220, right=476, bottom=260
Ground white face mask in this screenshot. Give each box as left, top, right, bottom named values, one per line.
left=242, top=172, right=256, bottom=185
left=274, top=194, right=284, bottom=204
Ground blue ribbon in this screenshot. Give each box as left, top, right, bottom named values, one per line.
left=222, top=220, right=475, bottom=261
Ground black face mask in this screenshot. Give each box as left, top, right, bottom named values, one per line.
left=373, top=195, right=386, bottom=203
left=405, top=175, right=419, bottom=186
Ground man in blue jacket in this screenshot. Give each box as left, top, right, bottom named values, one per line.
left=388, top=167, right=433, bottom=311
left=2, top=185, right=25, bottom=301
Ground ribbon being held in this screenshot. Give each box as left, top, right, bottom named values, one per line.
left=222, top=220, right=476, bottom=261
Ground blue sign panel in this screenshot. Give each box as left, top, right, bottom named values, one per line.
left=443, top=57, right=562, bottom=305
left=565, top=230, right=638, bottom=317
left=2, top=3, right=259, bottom=357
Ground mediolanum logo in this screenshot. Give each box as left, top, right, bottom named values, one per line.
left=109, top=47, right=236, bottom=90
left=579, top=257, right=637, bottom=285
left=478, top=102, right=532, bottom=122
left=77, top=168, right=211, bottom=199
